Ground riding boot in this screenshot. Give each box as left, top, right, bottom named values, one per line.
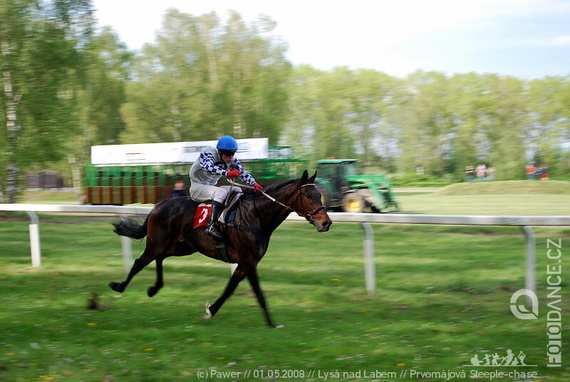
left=205, top=201, right=223, bottom=239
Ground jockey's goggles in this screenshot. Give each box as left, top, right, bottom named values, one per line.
left=220, top=149, right=237, bottom=157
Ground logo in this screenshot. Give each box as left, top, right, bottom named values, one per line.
left=510, top=289, right=539, bottom=320
left=470, top=350, right=536, bottom=367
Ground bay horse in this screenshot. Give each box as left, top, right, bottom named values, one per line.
left=109, top=170, right=332, bottom=327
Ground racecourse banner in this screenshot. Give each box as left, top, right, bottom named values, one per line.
left=91, top=138, right=269, bottom=166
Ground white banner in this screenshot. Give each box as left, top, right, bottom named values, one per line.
left=91, top=138, right=269, bottom=165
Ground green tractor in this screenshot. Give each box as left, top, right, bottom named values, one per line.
left=315, top=159, right=399, bottom=213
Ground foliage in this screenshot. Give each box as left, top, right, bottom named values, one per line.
left=286, top=66, right=399, bottom=167
left=64, top=27, right=132, bottom=190
left=390, top=173, right=455, bottom=188
left=0, top=0, right=95, bottom=202
left=284, top=69, right=570, bottom=179
left=119, top=10, right=291, bottom=144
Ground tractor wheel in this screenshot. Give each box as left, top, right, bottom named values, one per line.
left=342, top=192, right=366, bottom=213
left=314, top=183, right=330, bottom=209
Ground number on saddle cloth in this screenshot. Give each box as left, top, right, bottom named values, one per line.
left=193, top=203, right=212, bottom=228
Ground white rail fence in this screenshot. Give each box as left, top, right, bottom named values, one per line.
left=2, top=204, right=569, bottom=295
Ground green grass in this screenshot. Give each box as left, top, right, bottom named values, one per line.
left=20, top=190, right=81, bottom=205
left=396, top=193, right=570, bottom=215
left=436, top=180, right=570, bottom=196
left=0, top=216, right=568, bottom=381
left=394, top=180, right=570, bottom=215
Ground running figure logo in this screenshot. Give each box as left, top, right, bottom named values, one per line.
left=470, top=350, right=536, bottom=367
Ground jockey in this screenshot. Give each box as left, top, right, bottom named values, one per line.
left=189, top=135, right=264, bottom=239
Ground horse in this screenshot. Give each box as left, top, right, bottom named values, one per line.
left=109, top=170, right=332, bottom=327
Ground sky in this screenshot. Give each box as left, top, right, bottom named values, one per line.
left=91, top=0, right=570, bottom=79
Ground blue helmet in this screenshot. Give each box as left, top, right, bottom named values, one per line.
left=216, top=135, right=238, bottom=151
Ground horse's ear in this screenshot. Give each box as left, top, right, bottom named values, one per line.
left=310, top=171, right=317, bottom=183
left=300, top=169, right=309, bottom=182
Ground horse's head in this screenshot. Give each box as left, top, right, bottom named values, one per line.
left=293, top=170, right=332, bottom=232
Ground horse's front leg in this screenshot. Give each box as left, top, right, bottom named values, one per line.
left=247, top=268, right=278, bottom=328
left=205, top=266, right=247, bottom=320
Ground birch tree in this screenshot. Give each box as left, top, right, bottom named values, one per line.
left=0, top=0, right=94, bottom=202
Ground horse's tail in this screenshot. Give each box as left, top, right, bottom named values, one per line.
left=112, top=215, right=148, bottom=239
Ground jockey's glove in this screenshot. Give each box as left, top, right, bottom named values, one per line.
left=226, top=169, right=241, bottom=178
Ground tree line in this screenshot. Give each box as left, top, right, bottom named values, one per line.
left=288, top=67, right=570, bottom=182
left=1, top=1, right=569, bottom=202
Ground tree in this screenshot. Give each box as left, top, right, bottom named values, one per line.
left=120, top=9, right=291, bottom=145
left=392, top=71, right=454, bottom=175
left=81, top=26, right=131, bottom=145
left=349, top=69, right=397, bottom=170
left=526, top=76, right=570, bottom=175
left=284, top=67, right=360, bottom=162
left=63, top=26, right=131, bottom=191
left=283, top=65, right=325, bottom=159
left=482, top=75, right=528, bottom=179
left=0, top=0, right=94, bottom=202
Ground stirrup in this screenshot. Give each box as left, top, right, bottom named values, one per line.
left=205, top=225, right=222, bottom=239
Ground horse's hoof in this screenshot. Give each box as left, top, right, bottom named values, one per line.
left=204, top=301, right=213, bottom=319
left=147, top=287, right=158, bottom=297
left=109, top=281, right=124, bottom=293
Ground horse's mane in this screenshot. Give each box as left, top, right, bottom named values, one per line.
left=264, top=178, right=297, bottom=194
left=234, top=177, right=300, bottom=202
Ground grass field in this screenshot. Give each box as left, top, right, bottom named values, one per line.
left=436, top=180, right=570, bottom=196
left=395, top=180, right=570, bottom=216
left=0, top=214, right=568, bottom=381
left=2, top=182, right=569, bottom=381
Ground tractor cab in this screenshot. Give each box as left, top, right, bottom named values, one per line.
left=315, top=159, right=358, bottom=201
left=315, top=159, right=398, bottom=213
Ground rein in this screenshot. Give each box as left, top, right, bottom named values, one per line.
left=228, top=180, right=325, bottom=223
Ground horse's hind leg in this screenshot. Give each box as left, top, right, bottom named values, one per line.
left=109, top=249, right=156, bottom=293
left=147, top=257, right=164, bottom=297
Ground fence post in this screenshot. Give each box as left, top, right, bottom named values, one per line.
left=361, top=222, right=376, bottom=295
left=121, top=235, right=133, bottom=274
left=521, top=226, right=536, bottom=295
left=26, top=212, right=41, bottom=267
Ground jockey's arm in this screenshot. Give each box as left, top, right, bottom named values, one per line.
left=232, top=158, right=257, bottom=185
left=200, top=152, right=229, bottom=176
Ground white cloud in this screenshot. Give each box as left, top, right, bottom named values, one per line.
left=553, top=35, right=570, bottom=46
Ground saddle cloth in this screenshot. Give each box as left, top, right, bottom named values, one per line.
left=193, top=203, right=212, bottom=228
left=192, top=191, right=242, bottom=229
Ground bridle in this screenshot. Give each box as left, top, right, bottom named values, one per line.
left=229, top=181, right=326, bottom=224
left=293, top=184, right=327, bottom=223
